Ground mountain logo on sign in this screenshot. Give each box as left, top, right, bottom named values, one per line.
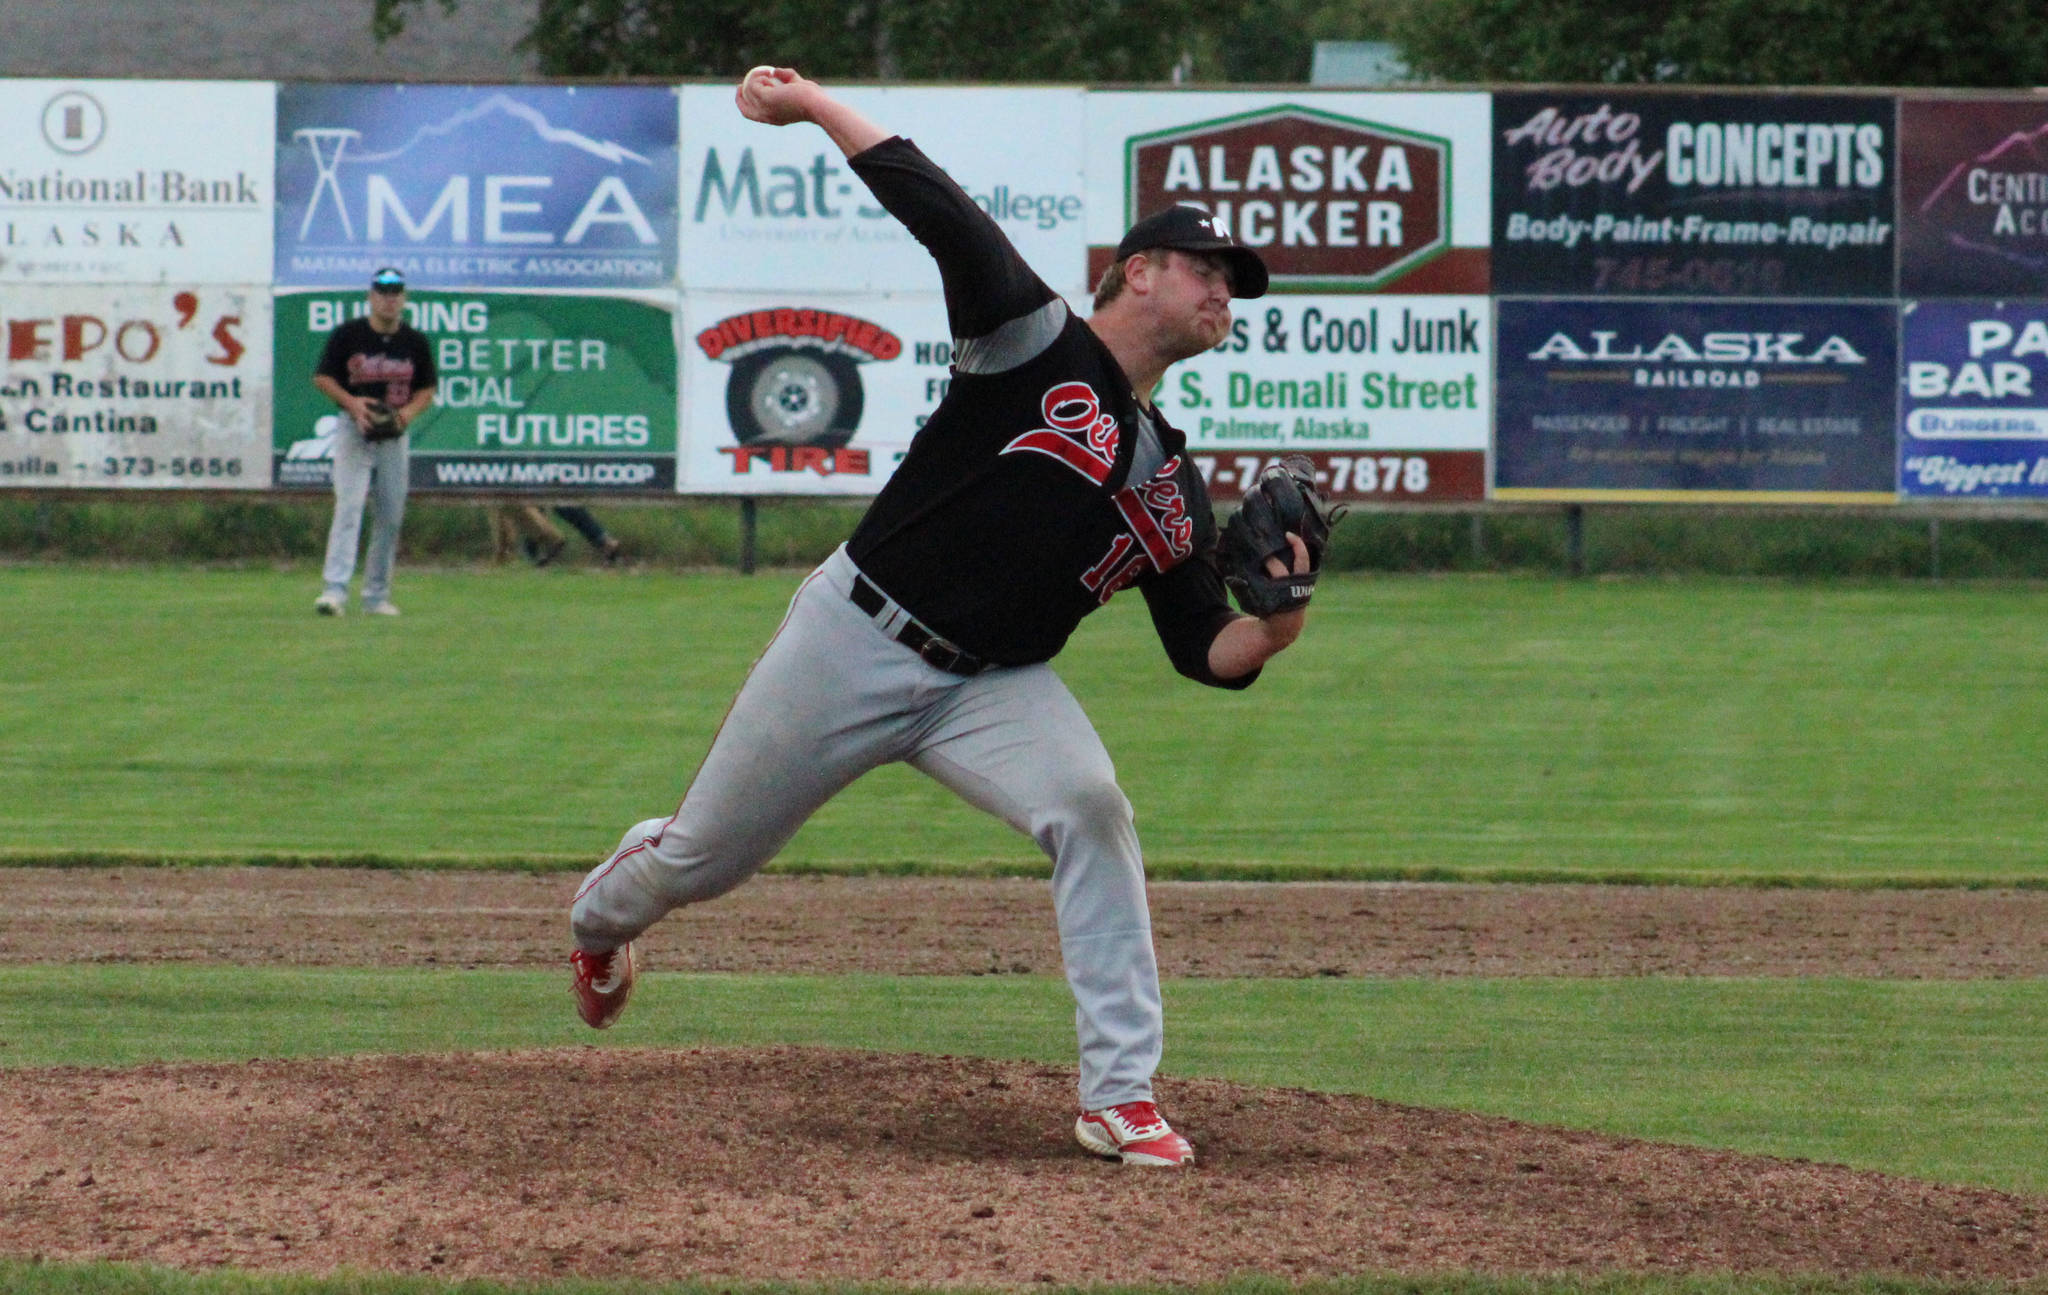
left=292, top=93, right=657, bottom=247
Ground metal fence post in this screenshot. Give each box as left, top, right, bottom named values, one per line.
left=738, top=497, right=757, bottom=576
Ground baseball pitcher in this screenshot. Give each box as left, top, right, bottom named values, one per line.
left=570, top=67, right=1335, bottom=1167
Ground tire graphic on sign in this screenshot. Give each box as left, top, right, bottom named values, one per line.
left=697, top=307, right=901, bottom=450
left=727, top=347, right=866, bottom=448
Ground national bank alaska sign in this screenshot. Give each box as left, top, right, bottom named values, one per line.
left=274, top=84, right=679, bottom=290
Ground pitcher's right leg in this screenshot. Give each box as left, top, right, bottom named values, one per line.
left=569, top=550, right=931, bottom=1019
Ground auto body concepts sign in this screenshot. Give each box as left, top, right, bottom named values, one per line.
left=276, top=84, right=678, bottom=289
left=1086, top=91, right=1491, bottom=293
left=274, top=290, right=677, bottom=493
left=1495, top=300, right=1897, bottom=501
left=1, top=285, right=272, bottom=488
left=1900, top=301, right=2048, bottom=498
left=1150, top=296, right=1489, bottom=502
left=1493, top=92, right=1895, bottom=297
left=0, top=80, right=272, bottom=283
left=1900, top=98, right=2048, bottom=296
left=681, top=87, right=1089, bottom=298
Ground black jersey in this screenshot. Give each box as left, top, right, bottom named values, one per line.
left=316, top=315, right=437, bottom=408
left=844, top=138, right=1248, bottom=688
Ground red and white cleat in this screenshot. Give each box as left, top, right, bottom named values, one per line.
left=1074, top=1100, right=1194, bottom=1166
left=570, top=942, right=636, bottom=1029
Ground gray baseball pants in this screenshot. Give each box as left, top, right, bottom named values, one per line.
left=321, top=427, right=408, bottom=607
left=572, top=545, right=1164, bottom=1110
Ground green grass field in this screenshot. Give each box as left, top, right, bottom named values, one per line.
left=4, top=563, right=2045, bottom=1295
left=3, top=966, right=2043, bottom=1196
left=3, top=565, right=2045, bottom=882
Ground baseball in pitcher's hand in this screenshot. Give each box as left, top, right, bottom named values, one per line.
left=736, top=66, right=814, bottom=126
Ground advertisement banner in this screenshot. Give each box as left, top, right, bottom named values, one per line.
left=1900, top=98, right=2048, bottom=297
left=1494, top=299, right=1897, bottom=501
left=680, top=86, right=1088, bottom=298
left=275, top=84, right=678, bottom=290
left=679, top=292, right=944, bottom=495
left=0, top=285, right=271, bottom=488
left=1900, top=300, right=2048, bottom=498
left=1148, top=295, right=1489, bottom=502
left=1493, top=92, right=1896, bottom=297
left=0, top=80, right=273, bottom=284
left=1085, top=91, right=1492, bottom=293
left=274, top=289, right=677, bottom=493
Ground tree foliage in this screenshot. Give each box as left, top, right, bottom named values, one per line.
left=374, top=0, right=2042, bottom=86
left=1384, top=0, right=2048, bottom=86
left=369, top=0, right=1394, bottom=82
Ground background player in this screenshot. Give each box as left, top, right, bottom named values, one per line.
left=312, top=267, right=437, bottom=616
left=570, top=66, right=1315, bottom=1167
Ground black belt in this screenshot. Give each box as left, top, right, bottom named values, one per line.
left=849, top=574, right=989, bottom=676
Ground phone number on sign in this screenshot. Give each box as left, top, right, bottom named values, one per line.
left=1195, top=453, right=1428, bottom=497
left=90, top=456, right=245, bottom=479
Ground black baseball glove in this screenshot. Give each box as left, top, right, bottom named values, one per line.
left=360, top=398, right=405, bottom=442
left=1218, top=455, right=1341, bottom=617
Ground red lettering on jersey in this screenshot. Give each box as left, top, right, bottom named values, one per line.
left=1000, top=380, right=1120, bottom=485
left=1081, top=456, right=1197, bottom=604
left=1080, top=533, right=1140, bottom=603
left=346, top=352, right=417, bottom=406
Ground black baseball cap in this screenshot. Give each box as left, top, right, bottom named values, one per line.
left=1115, top=204, right=1269, bottom=299
left=370, top=267, right=406, bottom=292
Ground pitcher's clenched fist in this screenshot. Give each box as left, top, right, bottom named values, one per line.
left=735, top=65, right=809, bottom=126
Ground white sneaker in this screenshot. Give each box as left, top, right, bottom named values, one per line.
left=314, top=593, right=344, bottom=616
left=363, top=601, right=401, bottom=616
left=1075, top=1100, right=1194, bottom=1166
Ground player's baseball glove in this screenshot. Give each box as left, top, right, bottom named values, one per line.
left=1218, top=455, right=1341, bottom=617
left=360, top=398, right=405, bottom=442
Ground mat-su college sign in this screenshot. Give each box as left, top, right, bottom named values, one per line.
left=1125, top=106, right=1449, bottom=290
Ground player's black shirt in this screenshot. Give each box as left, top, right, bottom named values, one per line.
left=845, top=138, right=1248, bottom=688
left=316, top=315, right=437, bottom=408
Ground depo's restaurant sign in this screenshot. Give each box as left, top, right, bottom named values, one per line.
left=1124, top=106, right=1448, bottom=290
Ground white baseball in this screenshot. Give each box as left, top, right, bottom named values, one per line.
left=747, top=65, right=777, bottom=81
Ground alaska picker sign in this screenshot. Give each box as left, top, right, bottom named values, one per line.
left=0, top=285, right=272, bottom=488
left=1086, top=91, right=1491, bottom=293
left=274, top=289, right=677, bottom=493
left=1493, top=91, right=1896, bottom=297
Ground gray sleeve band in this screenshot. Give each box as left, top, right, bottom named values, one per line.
left=953, top=298, right=1069, bottom=375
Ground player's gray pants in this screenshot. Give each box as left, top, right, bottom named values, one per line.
left=572, top=545, right=1163, bottom=1111
left=321, top=428, right=408, bottom=606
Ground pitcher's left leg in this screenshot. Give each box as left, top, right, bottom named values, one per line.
left=905, top=666, right=1162, bottom=1111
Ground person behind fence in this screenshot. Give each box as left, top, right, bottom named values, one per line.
left=312, top=267, right=438, bottom=617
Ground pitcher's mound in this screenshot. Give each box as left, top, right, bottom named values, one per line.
left=3, top=1046, right=2041, bottom=1286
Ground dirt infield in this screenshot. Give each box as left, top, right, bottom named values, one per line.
left=6, top=867, right=2048, bottom=977
left=3, top=869, right=2045, bottom=1286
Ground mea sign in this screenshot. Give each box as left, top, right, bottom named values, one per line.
left=1126, top=106, right=1448, bottom=289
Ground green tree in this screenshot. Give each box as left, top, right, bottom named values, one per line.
left=371, top=0, right=1397, bottom=82
left=1385, top=0, right=2048, bottom=86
